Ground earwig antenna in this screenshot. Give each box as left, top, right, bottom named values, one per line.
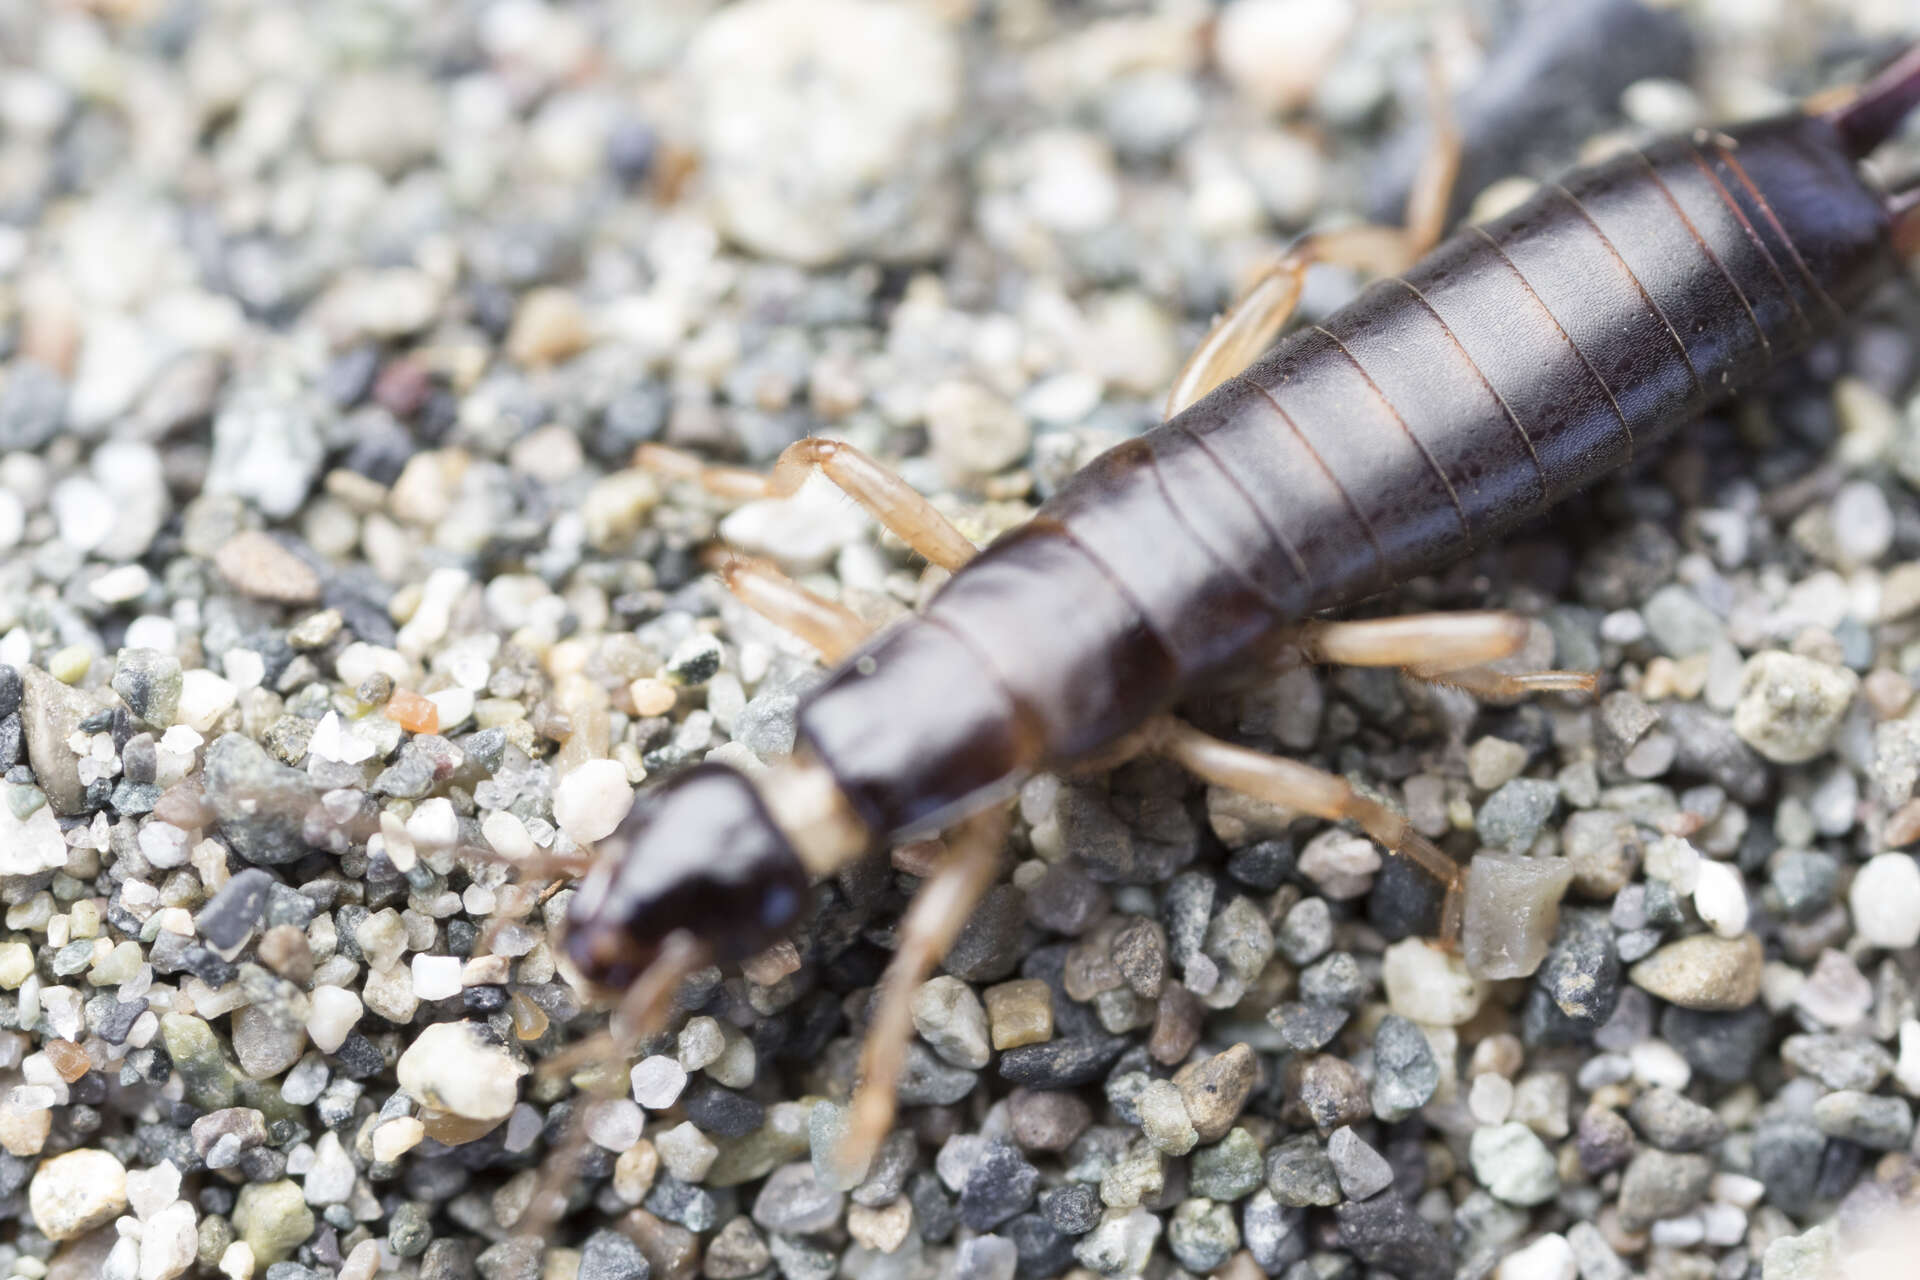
left=1827, top=43, right=1920, bottom=157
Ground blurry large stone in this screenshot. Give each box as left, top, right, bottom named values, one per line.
left=688, top=0, right=962, bottom=265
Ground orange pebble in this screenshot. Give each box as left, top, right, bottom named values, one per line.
left=385, top=690, right=440, bottom=735
left=44, top=1039, right=91, bottom=1082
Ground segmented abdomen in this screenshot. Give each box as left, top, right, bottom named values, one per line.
left=796, top=114, right=1894, bottom=841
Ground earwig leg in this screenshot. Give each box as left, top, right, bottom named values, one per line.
left=1165, top=254, right=1312, bottom=417
left=1299, top=611, right=1533, bottom=671
left=1150, top=717, right=1464, bottom=928
left=1159, top=55, right=1459, bottom=418
left=835, top=808, right=1009, bottom=1183
left=638, top=438, right=978, bottom=571
left=1165, top=59, right=1461, bottom=418
left=717, top=555, right=874, bottom=663
left=1293, top=611, right=1595, bottom=696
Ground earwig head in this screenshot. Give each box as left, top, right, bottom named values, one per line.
left=564, top=762, right=810, bottom=989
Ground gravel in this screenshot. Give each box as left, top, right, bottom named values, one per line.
left=1, top=4, right=1917, bottom=1280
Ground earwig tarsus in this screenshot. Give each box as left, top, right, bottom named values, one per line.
left=555, top=44, right=1920, bottom=1186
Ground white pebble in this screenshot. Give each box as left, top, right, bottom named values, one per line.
left=1649, top=1214, right=1704, bottom=1248
left=1700, top=1201, right=1747, bottom=1246
left=552, top=759, right=634, bottom=843
left=1900, top=1020, right=1920, bottom=1096
left=481, top=810, right=534, bottom=860
left=1629, top=1039, right=1692, bottom=1092
left=91, top=564, right=151, bottom=604
left=631, top=1055, right=689, bottom=1110
left=406, top=798, right=460, bottom=852
left=136, top=823, right=190, bottom=870
left=1851, top=853, right=1920, bottom=949
left=1495, top=1232, right=1575, bottom=1280
left=1644, top=834, right=1701, bottom=894
left=1382, top=938, right=1485, bottom=1026
left=137, top=1199, right=198, bottom=1280
left=305, top=986, right=362, bottom=1054
left=174, top=670, right=236, bottom=733
left=371, top=1117, right=425, bottom=1163
left=1468, top=1073, right=1514, bottom=1126
left=653, top=1121, right=718, bottom=1182
left=585, top=1098, right=645, bottom=1152
left=125, top=1161, right=181, bottom=1221
left=425, top=687, right=474, bottom=731
left=395, top=1021, right=527, bottom=1121
left=1692, top=859, right=1749, bottom=938
left=217, top=1241, right=254, bottom=1280
left=410, top=955, right=461, bottom=1002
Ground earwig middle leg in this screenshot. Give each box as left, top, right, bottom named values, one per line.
left=639, top=438, right=978, bottom=570
left=834, top=807, right=1009, bottom=1183
left=1164, top=57, right=1462, bottom=418
left=1149, top=717, right=1466, bottom=939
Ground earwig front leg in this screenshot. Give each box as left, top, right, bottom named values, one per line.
left=1294, top=611, right=1596, bottom=696
left=639, top=438, right=978, bottom=570
left=1165, top=58, right=1461, bottom=418
left=834, top=807, right=1009, bottom=1183
left=717, top=555, right=874, bottom=663
left=1149, top=717, right=1466, bottom=940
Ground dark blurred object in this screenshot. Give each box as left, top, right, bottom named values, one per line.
left=1368, top=0, right=1695, bottom=224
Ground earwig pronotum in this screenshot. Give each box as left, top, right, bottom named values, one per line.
left=547, top=44, right=1920, bottom=1193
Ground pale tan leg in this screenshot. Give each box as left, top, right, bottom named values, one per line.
left=1149, top=717, right=1466, bottom=938
left=717, top=555, right=874, bottom=664
left=832, top=808, right=1008, bottom=1183
left=639, top=439, right=978, bottom=571
left=1294, top=612, right=1596, bottom=695
left=1165, top=60, right=1462, bottom=418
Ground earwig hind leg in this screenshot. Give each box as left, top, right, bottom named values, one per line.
left=834, top=807, right=1010, bottom=1185
left=1297, top=611, right=1595, bottom=699
left=1151, top=717, right=1465, bottom=940
left=639, top=438, right=979, bottom=571
left=717, top=554, right=874, bottom=664
left=1165, top=55, right=1461, bottom=419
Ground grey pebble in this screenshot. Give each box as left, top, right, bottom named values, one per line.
left=1475, top=778, right=1560, bottom=851
left=1626, top=1087, right=1727, bottom=1152
left=577, top=1231, right=649, bottom=1280
left=750, top=1162, right=844, bottom=1235
left=1617, top=1149, right=1712, bottom=1229
left=1265, top=1134, right=1340, bottom=1208
left=1327, top=1126, right=1394, bottom=1200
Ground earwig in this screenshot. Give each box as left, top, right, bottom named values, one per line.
left=557, top=45, right=1920, bottom=1185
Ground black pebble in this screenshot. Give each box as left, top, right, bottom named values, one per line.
left=331, top=1032, right=385, bottom=1079
left=959, top=1143, right=1039, bottom=1231
left=998, top=1036, right=1129, bottom=1088
left=682, top=1080, right=765, bottom=1139
left=1007, top=1212, right=1075, bottom=1279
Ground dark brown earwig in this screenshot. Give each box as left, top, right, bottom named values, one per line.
left=556, top=44, right=1920, bottom=1179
